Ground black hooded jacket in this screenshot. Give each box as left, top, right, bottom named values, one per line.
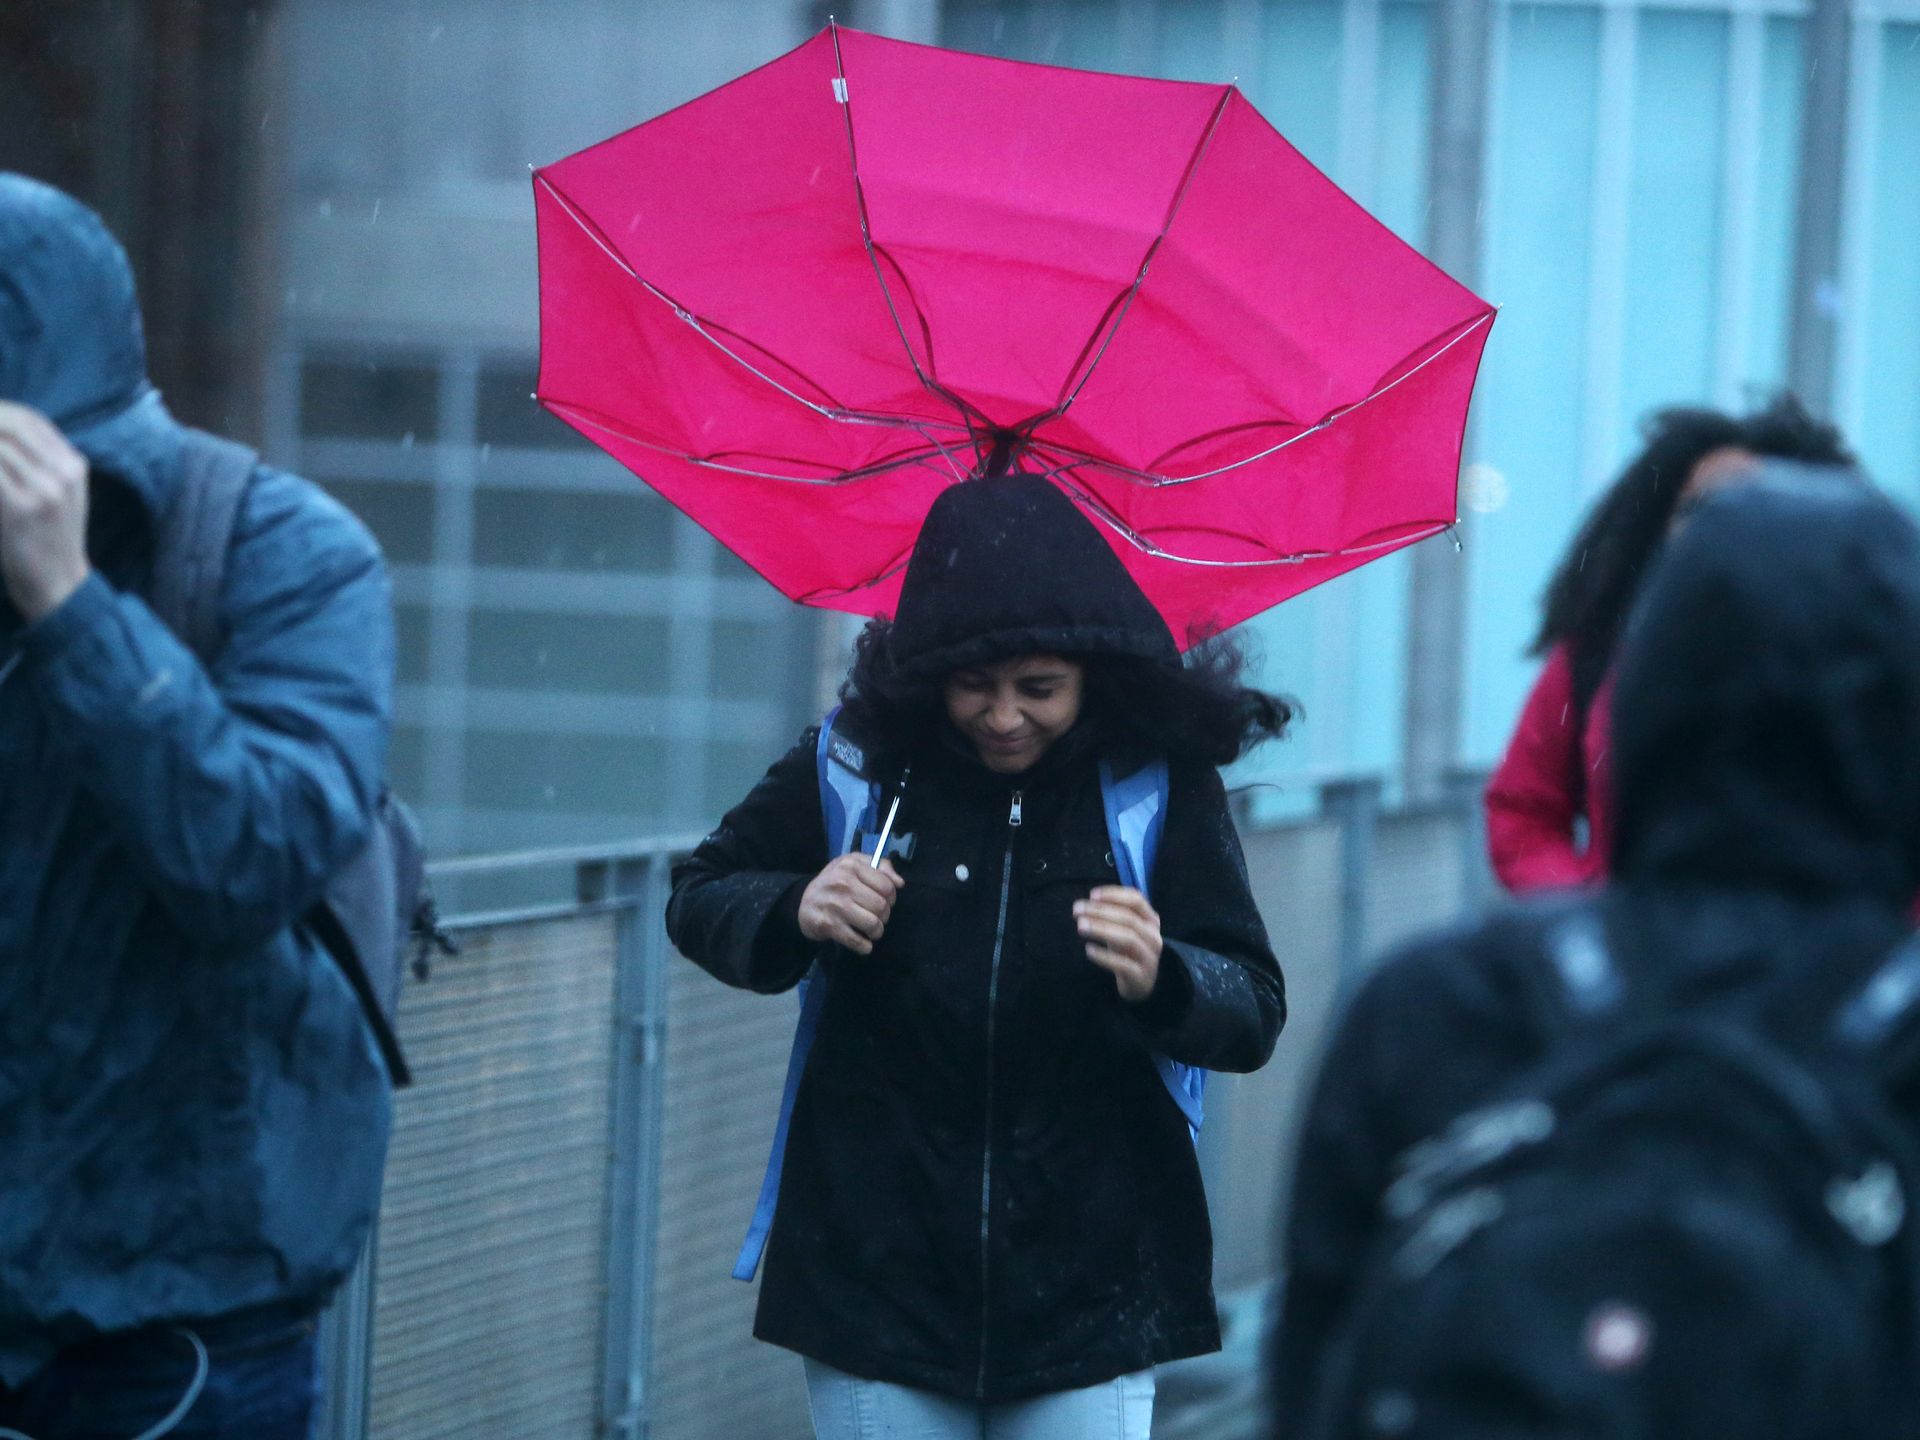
left=1269, top=474, right=1920, bottom=1437
left=668, top=477, right=1286, bottom=1402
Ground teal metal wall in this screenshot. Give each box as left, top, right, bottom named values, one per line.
left=946, top=0, right=1920, bottom=814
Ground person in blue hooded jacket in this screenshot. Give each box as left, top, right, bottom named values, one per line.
left=0, top=175, right=394, bottom=1435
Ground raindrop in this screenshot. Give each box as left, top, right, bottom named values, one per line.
left=317, top=198, right=333, bottom=217
left=1460, top=463, right=1508, bottom=515
left=401, top=431, right=417, bottom=450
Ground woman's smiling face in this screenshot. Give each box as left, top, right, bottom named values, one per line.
left=944, top=655, right=1085, bottom=774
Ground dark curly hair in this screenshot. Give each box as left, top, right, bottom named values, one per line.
left=836, top=618, right=1295, bottom=770
left=1535, top=394, right=1853, bottom=712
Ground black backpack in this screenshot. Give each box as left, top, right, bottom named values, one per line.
left=1303, top=913, right=1920, bottom=1440
left=148, top=429, right=454, bottom=1088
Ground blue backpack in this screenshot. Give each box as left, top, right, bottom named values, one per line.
left=734, top=707, right=1206, bottom=1281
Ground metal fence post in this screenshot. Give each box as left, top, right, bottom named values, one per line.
left=313, top=1223, right=377, bottom=1440
left=1319, top=778, right=1384, bottom=991
left=584, top=854, right=674, bottom=1440
left=1444, top=765, right=1498, bottom=916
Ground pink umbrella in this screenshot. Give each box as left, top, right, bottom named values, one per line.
left=534, top=23, right=1494, bottom=644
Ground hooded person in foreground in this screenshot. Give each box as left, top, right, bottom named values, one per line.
left=668, top=472, right=1290, bottom=1440
left=1268, top=467, right=1920, bottom=1438
left=0, top=176, right=394, bottom=1434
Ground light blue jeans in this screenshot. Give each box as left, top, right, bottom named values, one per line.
left=803, top=1359, right=1154, bottom=1440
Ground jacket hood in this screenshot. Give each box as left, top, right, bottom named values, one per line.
left=887, top=473, right=1179, bottom=678
left=1610, top=466, right=1920, bottom=906
left=0, top=173, right=179, bottom=517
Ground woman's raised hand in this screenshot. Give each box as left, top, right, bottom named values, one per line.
left=1076, top=886, right=1163, bottom=1003
left=799, top=854, right=905, bottom=956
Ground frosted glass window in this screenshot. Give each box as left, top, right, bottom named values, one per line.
left=319, top=477, right=436, bottom=565
left=1464, top=4, right=1602, bottom=763
left=463, top=733, right=673, bottom=822
left=1743, top=17, right=1806, bottom=396
left=1237, top=0, right=1431, bottom=811
left=1249, top=0, right=1346, bottom=172
left=466, top=611, right=672, bottom=696
left=1858, top=24, right=1920, bottom=504
left=944, top=2, right=1138, bottom=72
left=302, top=359, right=440, bottom=442
left=471, top=488, right=676, bottom=573
left=1617, top=10, right=1729, bottom=435
left=396, top=605, right=432, bottom=685
left=1153, top=0, right=1232, bottom=83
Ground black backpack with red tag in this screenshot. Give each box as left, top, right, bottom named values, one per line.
left=1304, top=914, right=1920, bottom=1440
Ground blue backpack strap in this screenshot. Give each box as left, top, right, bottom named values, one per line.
left=735, top=709, right=877, bottom=1281
left=1100, top=757, right=1206, bottom=1140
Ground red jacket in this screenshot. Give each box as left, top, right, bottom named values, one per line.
left=1484, top=643, right=1613, bottom=892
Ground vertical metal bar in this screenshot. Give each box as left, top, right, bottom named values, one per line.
left=1714, top=10, right=1766, bottom=408
left=1580, top=0, right=1639, bottom=496
left=1787, top=0, right=1856, bottom=417
left=313, top=1223, right=378, bottom=1440
left=1402, top=0, right=1491, bottom=804
left=667, top=515, right=717, bottom=831
left=597, top=854, right=672, bottom=1439
left=1321, top=778, right=1384, bottom=989
left=424, top=351, right=479, bottom=850
left=1443, top=767, right=1498, bottom=916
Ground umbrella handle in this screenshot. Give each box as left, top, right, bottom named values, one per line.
left=869, top=763, right=912, bottom=868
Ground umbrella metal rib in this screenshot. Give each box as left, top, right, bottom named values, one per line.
left=1015, top=85, right=1235, bottom=436
left=536, top=171, right=973, bottom=440
left=829, top=21, right=997, bottom=451
left=542, top=398, right=958, bottom=486
left=1033, top=309, right=1497, bottom=488
left=1038, top=459, right=1454, bottom=569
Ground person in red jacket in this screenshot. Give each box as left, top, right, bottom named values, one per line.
left=1485, top=397, right=1853, bottom=892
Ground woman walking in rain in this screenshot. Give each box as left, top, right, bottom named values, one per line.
left=1483, top=396, right=1851, bottom=892
left=667, top=472, right=1290, bottom=1439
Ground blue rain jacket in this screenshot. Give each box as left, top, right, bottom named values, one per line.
left=0, top=174, right=394, bottom=1384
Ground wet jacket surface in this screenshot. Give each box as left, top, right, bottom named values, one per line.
left=0, top=176, right=394, bottom=1383
left=668, top=720, right=1285, bottom=1402
left=1271, top=476, right=1920, bottom=1436
left=1483, top=642, right=1614, bottom=893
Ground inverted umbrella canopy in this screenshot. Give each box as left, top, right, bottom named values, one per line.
left=534, top=24, right=1494, bottom=644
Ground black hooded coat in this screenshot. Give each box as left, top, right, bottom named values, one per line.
left=1268, top=473, right=1920, bottom=1439
left=668, top=476, right=1287, bottom=1403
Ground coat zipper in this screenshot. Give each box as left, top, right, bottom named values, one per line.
left=976, top=787, right=1021, bottom=1397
